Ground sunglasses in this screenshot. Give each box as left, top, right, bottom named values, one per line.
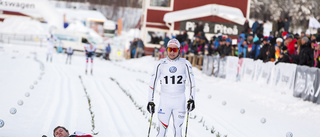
left=167, top=47, right=179, bottom=52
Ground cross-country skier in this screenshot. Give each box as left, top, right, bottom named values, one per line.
left=83, top=39, right=96, bottom=74
left=53, top=126, right=92, bottom=137
left=65, top=47, right=73, bottom=64
left=47, top=34, right=56, bottom=62
left=147, top=39, right=196, bottom=137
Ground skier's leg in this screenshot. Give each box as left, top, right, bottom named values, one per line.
left=157, top=107, right=171, bottom=137
left=90, top=56, right=94, bottom=73
left=172, top=109, right=186, bottom=137
left=69, top=55, right=72, bottom=64
left=85, top=55, right=89, bottom=73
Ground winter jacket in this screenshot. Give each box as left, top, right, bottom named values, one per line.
left=257, top=43, right=271, bottom=62
left=268, top=44, right=276, bottom=61
left=284, top=20, right=290, bottom=32
left=314, top=50, right=320, bottom=67
left=163, top=36, right=170, bottom=47
left=180, top=43, right=188, bottom=55
left=106, top=45, right=111, bottom=54
left=222, top=44, right=232, bottom=56
left=287, top=39, right=297, bottom=55
left=252, top=21, right=259, bottom=33
left=250, top=42, right=261, bottom=59
left=298, top=43, right=314, bottom=67
left=244, top=21, right=250, bottom=33
left=275, top=53, right=291, bottom=65
left=237, top=33, right=246, bottom=56
left=277, top=21, right=284, bottom=31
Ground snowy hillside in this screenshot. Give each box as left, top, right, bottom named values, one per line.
left=0, top=43, right=319, bottom=137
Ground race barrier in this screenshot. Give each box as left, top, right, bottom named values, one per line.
left=293, top=66, right=320, bottom=104
left=202, top=55, right=320, bottom=104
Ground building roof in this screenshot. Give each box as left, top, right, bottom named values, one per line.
left=163, top=4, right=246, bottom=25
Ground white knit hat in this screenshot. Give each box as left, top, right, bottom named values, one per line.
left=167, top=39, right=181, bottom=48
left=276, top=38, right=283, bottom=43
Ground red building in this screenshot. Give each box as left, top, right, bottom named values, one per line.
left=141, top=0, right=250, bottom=54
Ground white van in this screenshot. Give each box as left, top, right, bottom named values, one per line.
left=52, top=29, right=104, bottom=56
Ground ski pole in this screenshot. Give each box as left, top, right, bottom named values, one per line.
left=185, top=111, right=190, bottom=137
left=147, top=112, right=154, bottom=137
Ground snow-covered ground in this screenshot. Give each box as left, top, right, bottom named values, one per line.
left=0, top=43, right=320, bottom=137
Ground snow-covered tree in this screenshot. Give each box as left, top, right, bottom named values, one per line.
left=250, top=0, right=320, bottom=32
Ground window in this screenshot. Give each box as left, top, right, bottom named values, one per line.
left=54, top=34, right=78, bottom=42
left=147, top=31, right=165, bottom=44
left=150, top=0, right=171, bottom=7
left=149, top=0, right=173, bottom=11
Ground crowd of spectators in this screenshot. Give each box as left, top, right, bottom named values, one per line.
left=155, top=19, right=320, bottom=68
left=237, top=18, right=320, bottom=68
left=128, top=18, right=320, bottom=69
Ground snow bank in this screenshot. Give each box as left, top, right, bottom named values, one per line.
left=0, top=17, right=49, bottom=36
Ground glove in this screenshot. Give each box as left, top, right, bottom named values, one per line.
left=147, top=102, right=155, bottom=113
left=187, top=99, right=195, bottom=112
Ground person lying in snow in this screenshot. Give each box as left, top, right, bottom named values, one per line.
left=53, top=126, right=92, bottom=137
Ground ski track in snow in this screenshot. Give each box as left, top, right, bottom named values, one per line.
left=0, top=43, right=320, bottom=137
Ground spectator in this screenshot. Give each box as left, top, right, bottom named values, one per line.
left=243, top=20, right=250, bottom=34
left=163, top=33, right=170, bottom=48
left=277, top=19, right=284, bottom=33
left=284, top=34, right=297, bottom=55
left=181, top=30, right=189, bottom=42
left=221, top=38, right=233, bottom=57
left=105, top=43, right=111, bottom=60
left=217, top=38, right=226, bottom=56
left=297, top=32, right=304, bottom=49
left=189, top=36, right=202, bottom=55
left=311, top=40, right=317, bottom=50
left=274, top=38, right=283, bottom=60
left=159, top=45, right=166, bottom=58
left=237, top=33, right=246, bottom=57
left=53, top=126, right=92, bottom=137
left=311, top=34, right=317, bottom=41
left=198, top=22, right=204, bottom=34
left=252, top=19, right=259, bottom=36
left=194, top=22, right=204, bottom=37
left=267, top=38, right=276, bottom=62
left=250, top=36, right=261, bottom=59
left=301, top=31, right=306, bottom=38
left=215, top=34, right=222, bottom=49
left=239, top=40, right=248, bottom=58
left=315, top=42, right=320, bottom=68
left=275, top=46, right=292, bottom=65
left=256, top=22, right=265, bottom=39
left=180, top=40, right=189, bottom=56
left=257, top=38, right=271, bottom=62
left=313, top=41, right=320, bottom=67
left=247, top=34, right=254, bottom=46
left=136, top=38, right=145, bottom=58
left=298, top=37, right=314, bottom=67
left=284, top=18, right=290, bottom=32
left=208, top=42, right=215, bottom=55
left=130, top=38, right=138, bottom=58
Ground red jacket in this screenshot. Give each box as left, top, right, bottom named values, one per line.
left=287, top=39, right=297, bottom=55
